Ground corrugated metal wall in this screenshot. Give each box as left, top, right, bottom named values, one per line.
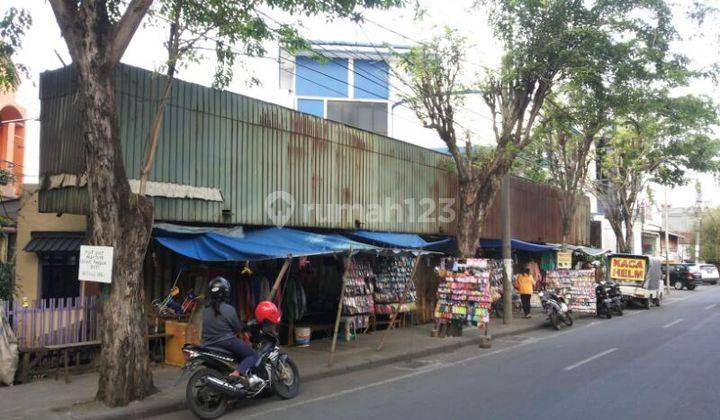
left=38, top=65, right=590, bottom=243
left=38, top=65, right=458, bottom=235
left=481, top=176, right=590, bottom=245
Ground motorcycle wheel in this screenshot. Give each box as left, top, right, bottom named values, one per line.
left=605, top=306, right=612, bottom=319
left=642, top=299, right=651, bottom=309
left=687, top=285, right=696, bottom=291
left=186, top=368, right=228, bottom=420
left=653, top=297, right=661, bottom=307
left=562, top=313, right=573, bottom=326
left=614, top=303, right=623, bottom=316
left=674, top=281, right=683, bottom=290
left=272, top=356, right=300, bottom=400
left=550, top=310, right=561, bottom=330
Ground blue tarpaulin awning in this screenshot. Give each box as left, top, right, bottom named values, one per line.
left=153, top=225, right=378, bottom=262
left=479, top=239, right=558, bottom=253
left=343, top=230, right=453, bottom=250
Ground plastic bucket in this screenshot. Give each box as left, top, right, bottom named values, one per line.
left=294, top=327, right=311, bottom=347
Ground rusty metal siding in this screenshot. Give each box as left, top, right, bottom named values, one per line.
left=38, top=64, right=458, bottom=235
left=481, top=176, right=590, bottom=245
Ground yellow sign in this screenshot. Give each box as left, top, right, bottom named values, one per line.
left=557, top=252, right=572, bottom=269
left=610, top=257, right=646, bottom=282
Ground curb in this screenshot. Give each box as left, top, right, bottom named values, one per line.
left=65, top=321, right=548, bottom=419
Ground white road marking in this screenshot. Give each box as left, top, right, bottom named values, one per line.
left=704, top=304, right=716, bottom=310
left=563, top=348, right=618, bottom=371
left=662, top=319, right=684, bottom=328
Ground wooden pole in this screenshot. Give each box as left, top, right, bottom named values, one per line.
left=267, top=257, right=292, bottom=301
left=329, top=249, right=353, bottom=367
left=376, top=253, right=422, bottom=351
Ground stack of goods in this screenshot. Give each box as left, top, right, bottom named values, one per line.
left=342, top=259, right=375, bottom=329
left=373, top=255, right=417, bottom=314
left=434, top=259, right=494, bottom=326
left=546, top=269, right=596, bottom=314
left=567, top=270, right=596, bottom=313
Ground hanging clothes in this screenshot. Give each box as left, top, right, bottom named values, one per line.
left=540, top=252, right=556, bottom=271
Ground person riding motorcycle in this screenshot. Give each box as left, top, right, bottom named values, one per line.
left=202, top=277, right=279, bottom=389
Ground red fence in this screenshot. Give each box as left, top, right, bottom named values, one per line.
left=0, top=296, right=98, bottom=350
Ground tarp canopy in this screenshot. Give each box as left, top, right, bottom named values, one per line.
left=153, top=225, right=378, bottom=262
left=546, top=243, right=610, bottom=257
left=343, top=230, right=453, bottom=250
left=479, top=239, right=558, bottom=253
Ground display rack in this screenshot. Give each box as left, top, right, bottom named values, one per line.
left=546, top=269, right=596, bottom=314
left=373, top=255, right=417, bottom=315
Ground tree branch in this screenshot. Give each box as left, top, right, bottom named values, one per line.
left=108, top=0, right=154, bottom=64
left=48, top=0, right=81, bottom=62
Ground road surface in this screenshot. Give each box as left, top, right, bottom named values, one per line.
left=154, top=286, right=720, bottom=420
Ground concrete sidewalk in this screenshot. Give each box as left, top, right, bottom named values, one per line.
left=1, top=311, right=552, bottom=419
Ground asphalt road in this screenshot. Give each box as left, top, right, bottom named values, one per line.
left=154, top=286, right=720, bottom=420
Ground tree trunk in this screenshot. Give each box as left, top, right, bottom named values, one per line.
left=74, top=57, right=155, bottom=407
left=456, top=181, right=481, bottom=257
left=622, top=217, right=634, bottom=254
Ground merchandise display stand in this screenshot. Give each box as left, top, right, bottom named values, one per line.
left=376, top=253, right=422, bottom=351
left=433, top=259, right=495, bottom=338
left=546, top=269, right=596, bottom=314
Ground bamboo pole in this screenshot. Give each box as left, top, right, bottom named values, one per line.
left=267, top=257, right=292, bottom=301
left=376, top=253, right=422, bottom=351
left=329, top=249, right=353, bottom=367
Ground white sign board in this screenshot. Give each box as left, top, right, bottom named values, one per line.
left=79, top=245, right=114, bottom=283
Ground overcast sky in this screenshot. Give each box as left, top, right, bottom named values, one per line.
left=5, top=0, right=719, bottom=210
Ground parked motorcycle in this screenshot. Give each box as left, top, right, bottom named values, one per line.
left=538, top=290, right=573, bottom=330
left=607, top=281, right=624, bottom=316
left=596, top=281, right=623, bottom=319
left=178, top=320, right=300, bottom=419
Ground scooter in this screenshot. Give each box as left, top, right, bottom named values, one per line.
left=538, top=290, right=573, bottom=330
left=178, top=320, right=300, bottom=419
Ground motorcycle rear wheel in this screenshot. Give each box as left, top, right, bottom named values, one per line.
left=550, top=310, right=561, bottom=330
left=562, top=313, right=573, bottom=326
left=614, top=303, right=623, bottom=316
left=272, top=356, right=300, bottom=400
left=186, top=368, right=228, bottom=420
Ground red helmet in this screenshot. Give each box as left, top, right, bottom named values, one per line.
left=255, top=301, right=281, bottom=324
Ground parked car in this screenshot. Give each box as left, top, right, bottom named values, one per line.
left=699, top=264, right=720, bottom=285
left=662, top=264, right=703, bottom=290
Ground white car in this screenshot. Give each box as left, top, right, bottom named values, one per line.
left=699, top=264, right=719, bottom=285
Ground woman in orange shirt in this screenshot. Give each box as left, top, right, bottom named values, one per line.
left=514, top=268, right=535, bottom=318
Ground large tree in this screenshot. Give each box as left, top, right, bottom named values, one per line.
left=399, top=0, right=681, bottom=256
left=46, top=0, right=401, bottom=406
left=594, top=92, right=720, bottom=253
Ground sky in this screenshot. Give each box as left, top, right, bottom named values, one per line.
left=4, top=0, right=720, bottom=212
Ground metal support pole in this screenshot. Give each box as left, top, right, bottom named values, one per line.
left=502, top=174, right=513, bottom=324
left=664, top=186, right=670, bottom=295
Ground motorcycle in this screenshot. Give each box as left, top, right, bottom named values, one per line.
left=178, top=321, right=300, bottom=419
left=607, top=281, right=624, bottom=316
left=538, top=290, right=573, bottom=330
left=595, top=281, right=623, bottom=319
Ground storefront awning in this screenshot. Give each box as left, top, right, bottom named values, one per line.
left=153, top=225, right=379, bottom=262
left=24, top=231, right=85, bottom=253
left=343, top=230, right=453, bottom=250
left=479, top=239, right=558, bottom=253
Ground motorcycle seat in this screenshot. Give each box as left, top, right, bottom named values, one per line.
left=191, top=344, right=239, bottom=360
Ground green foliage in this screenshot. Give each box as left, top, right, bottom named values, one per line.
left=0, top=260, right=16, bottom=301
left=699, top=207, right=720, bottom=263
left=0, top=7, right=31, bottom=93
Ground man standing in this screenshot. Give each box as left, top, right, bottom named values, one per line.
left=514, top=268, right=535, bottom=319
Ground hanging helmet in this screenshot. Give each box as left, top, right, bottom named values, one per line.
left=255, top=301, right=281, bottom=324
left=208, top=277, right=231, bottom=301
